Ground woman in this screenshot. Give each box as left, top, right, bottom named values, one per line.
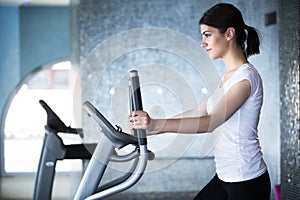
left=129, top=3, right=271, bottom=200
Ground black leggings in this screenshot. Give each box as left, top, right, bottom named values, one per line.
left=194, top=171, right=271, bottom=200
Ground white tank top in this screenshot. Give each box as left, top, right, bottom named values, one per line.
left=206, top=63, right=267, bottom=182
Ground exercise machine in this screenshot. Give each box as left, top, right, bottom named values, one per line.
left=34, top=70, right=153, bottom=199
left=74, top=70, right=154, bottom=199
left=33, top=100, right=97, bottom=200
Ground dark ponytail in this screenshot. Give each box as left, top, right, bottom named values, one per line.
left=244, top=25, right=260, bottom=57
left=199, top=3, right=261, bottom=58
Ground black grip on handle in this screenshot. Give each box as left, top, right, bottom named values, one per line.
left=129, top=70, right=147, bottom=146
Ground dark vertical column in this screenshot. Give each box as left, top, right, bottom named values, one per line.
left=279, top=0, right=300, bottom=199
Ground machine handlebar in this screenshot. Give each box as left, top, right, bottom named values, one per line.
left=83, top=101, right=138, bottom=149
left=39, top=100, right=83, bottom=136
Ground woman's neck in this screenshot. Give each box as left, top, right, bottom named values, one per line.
left=222, top=44, right=248, bottom=73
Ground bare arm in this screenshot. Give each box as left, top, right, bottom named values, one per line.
left=171, top=97, right=209, bottom=118
left=129, top=80, right=251, bottom=135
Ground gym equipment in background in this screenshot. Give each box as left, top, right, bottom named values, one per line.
left=34, top=100, right=97, bottom=200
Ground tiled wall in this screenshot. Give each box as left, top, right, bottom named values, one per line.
left=279, top=0, right=300, bottom=199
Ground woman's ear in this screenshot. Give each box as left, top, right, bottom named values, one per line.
left=225, top=27, right=236, bottom=41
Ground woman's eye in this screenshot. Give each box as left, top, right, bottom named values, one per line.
left=204, top=33, right=211, bottom=38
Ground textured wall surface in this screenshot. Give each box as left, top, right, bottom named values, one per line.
left=19, top=6, right=70, bottom=77
left=0, top=6, right=20, bottom=176
left=76, top=0, right=280, bottom=198
left=279, top=0, right=300, bottom=199
left=0, top=6, right=20, bottom=125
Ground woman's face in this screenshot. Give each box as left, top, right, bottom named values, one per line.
left=200, top=24, right=228, bottom=60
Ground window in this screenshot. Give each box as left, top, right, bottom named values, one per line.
left=1, top=60, right=82, bottom=175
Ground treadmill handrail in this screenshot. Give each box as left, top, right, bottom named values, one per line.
left=110, top=148, right=139, bottom=162
left=75, top=70, right=153, bottom=200
left=84, top=145, right=148, bottom=200
left=39, top=100, right=83, bottom=136
left=83, top=101, right=138, bottom=149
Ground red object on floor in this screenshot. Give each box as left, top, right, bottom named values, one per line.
left=274, top=185, right=281, bottom=200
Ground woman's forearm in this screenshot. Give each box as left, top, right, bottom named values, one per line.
left=150, top=116, right=212, bottom=134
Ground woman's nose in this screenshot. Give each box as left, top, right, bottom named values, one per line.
left=200, top=38, right=207, bottom=48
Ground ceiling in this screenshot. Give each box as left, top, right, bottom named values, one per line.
left=0, top=0, right=69, bottom=6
